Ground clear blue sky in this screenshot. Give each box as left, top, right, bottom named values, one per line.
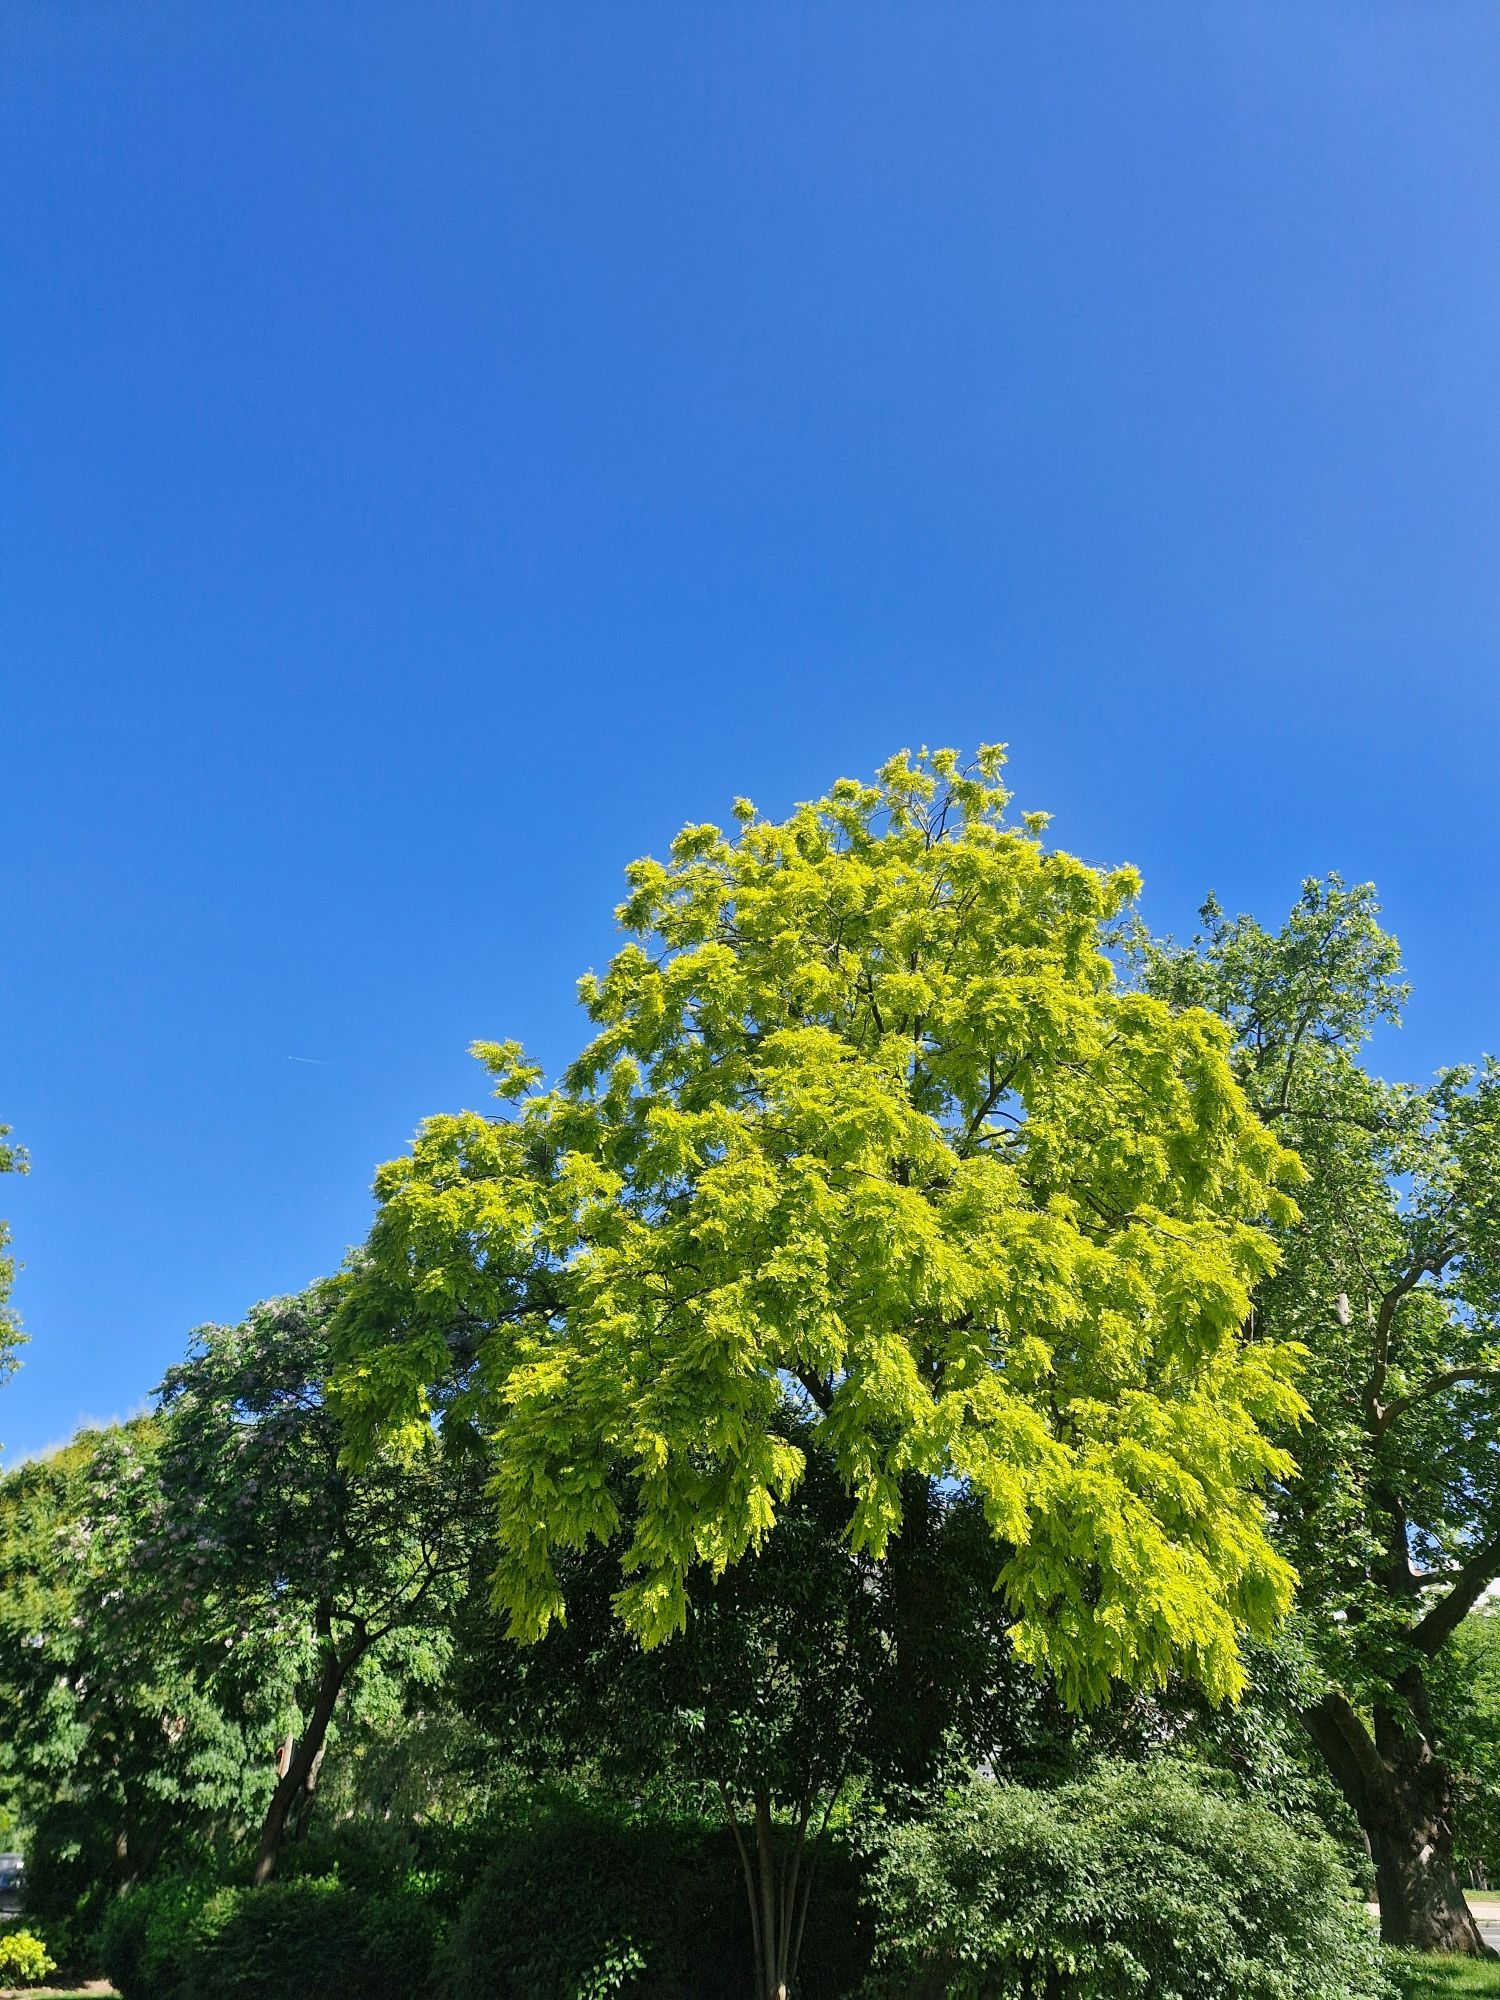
left=3, top=4, right=1497, bottom=1464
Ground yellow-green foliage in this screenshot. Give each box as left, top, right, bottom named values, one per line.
left=336, top=749, right=1305, bottom=1707
left=0, top=1929, right=56, bottom=1988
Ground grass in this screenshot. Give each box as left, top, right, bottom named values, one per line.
left=1392, top=1955, right=1500, bottom=1997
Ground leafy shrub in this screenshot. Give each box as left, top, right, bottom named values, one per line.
left=0, top=1928, right=56, bottom=1987
left=100, top=1871, right=444, bottom=2000
left=277, top=1818, right=420, bottom=1899
left=98, top=1871, right=224, bottom=2000
left=357, top=1886, right=447, bottom=2000
left=100, top=1796, right=868, bottom=2000
left=861, top=1759, right=1397, bottom=2000
left=438, top=1798, right=721, bottom=2000
left=19, top=1798, right=238, bottom=1972
left=15, top=1798, right=120, bottom=1966
left=96, top=1881, right=155, bottom=1997
left=182, top=1878, right=367, bottom=2000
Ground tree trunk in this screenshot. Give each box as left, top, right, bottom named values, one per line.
left=1304, top=1689, right=1491, bottom=1956
left=290, top=1739, right=328, bottom=1844
left=253, top=1641, right=356, bottom=1886
left=754, top=1795, right=787, bottom=2000
left=1369, top=1707, right=1488, bottom=1955
left=717, top=1781, right=824, bottom=2000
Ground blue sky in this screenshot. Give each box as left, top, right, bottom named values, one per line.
left=3, top=3, right=1497, bottom=1463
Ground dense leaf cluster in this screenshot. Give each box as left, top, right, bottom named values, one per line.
left=337, top=748, right=1304, bottom=1707
left=862, top=1760, right=1394, bottom=1999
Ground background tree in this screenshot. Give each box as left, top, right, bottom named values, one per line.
left=1140, top=876, right=1500, bottom=1954
left=153, top=1281, right=483, bottom=1885
left=453, top=1417, right=886, bottom=2000
left=336, top=748, right=1308, bottom=1995
left=0, top=1421, right=287, bottom=1940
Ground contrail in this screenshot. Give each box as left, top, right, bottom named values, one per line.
left=287, top=1056, right=336, bottom=1066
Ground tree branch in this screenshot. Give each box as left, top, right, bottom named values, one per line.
left=716, top=1777, right=763, bottom=1982
left=1301, top=1690, right=1387, bottom=1804
left=1365, top=1249, right=1455, bottom=1425
left=1378, top=1367, right=1500, bottom=1435
left=792, top=1369, right=833, bottom=1415
left=1408, top=1531, right=1500, bottom=1658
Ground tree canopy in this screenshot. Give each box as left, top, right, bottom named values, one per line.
left=336, top=748, right=1306, bottom=1709
left=154, top=1283, right=481, bottom=1882
left=1140, top=874, right=1500, bottom=1952
left=0, top=1420, right=287, bottom=1922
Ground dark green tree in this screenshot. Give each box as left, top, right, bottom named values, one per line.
left=1141, top=876, right=1500, bottom=1953
left=0, top=1421, right=288, bottom=1928
left=153, top=1282, right=484, bottom=1884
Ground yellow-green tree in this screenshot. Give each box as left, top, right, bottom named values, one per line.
left=336, top=748, right=1305, bottom=1997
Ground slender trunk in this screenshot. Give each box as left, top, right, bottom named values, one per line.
left=754, top=1794, right=784, bottom=2000
left=1304, top=1688, right=1490, bottom=1956
left=717, top=1782, right=823, bottom=2000
left=253, top=1639, right=359, bottom=1886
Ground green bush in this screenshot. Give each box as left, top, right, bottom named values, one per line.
left=357, top=1886, right=447, bottom=2000
left=15, top=1798, right=121, bottom=1967
left=277, top=1819, right=421, bottom=1899
left=183, top=1878, right=367, bottom=2000
left=437, top=1799, right=722, bottom=2000
left=437, top=1795, right=866, bottom=2000
left=0, top=1928, right=57, bottom=1987
left=100, top=1871, right=445, bottom=2000
left=861, top=1759, right=1397, bottom=2000
left=98, top=1871, right=225, bottom=2000
left=97, top=1797, right=869, bottom=2000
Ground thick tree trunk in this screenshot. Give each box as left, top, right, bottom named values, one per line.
left=1369, top=1712, right=1488, bottom=1955
left=253, top=1642, right=356, bottom=1886
left=1305, top=1689, right=1490, bottom=1956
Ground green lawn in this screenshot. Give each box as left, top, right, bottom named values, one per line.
left=0, top=1989, right=118, bottom=1999
left=1393, top=1957, right=1500, bottom=1998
